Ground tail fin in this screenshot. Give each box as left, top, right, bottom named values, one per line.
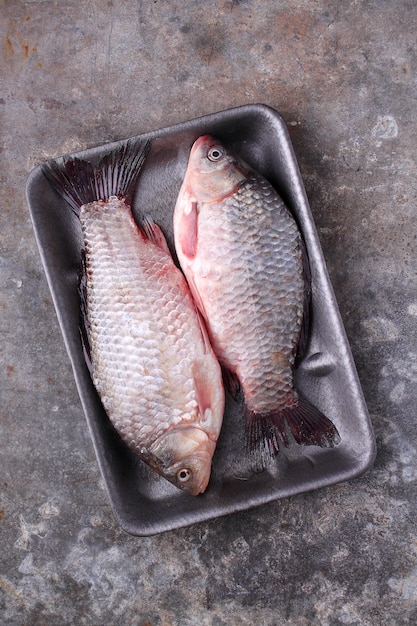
left=246, top=396, right=340, bottom=462
left=41, top=138, right=151, bottom=214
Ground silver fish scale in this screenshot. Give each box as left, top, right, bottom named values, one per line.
left=81, top=199, right=200, bottom=451
left=196, top=173, right=304, bottom=414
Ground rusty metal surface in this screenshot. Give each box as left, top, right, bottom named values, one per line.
left=1, top=1, right=416, bottom=624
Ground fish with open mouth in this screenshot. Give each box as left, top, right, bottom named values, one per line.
left=42, top=139, right=225, bottom=495
left=173, top=135, right=340, bottom=461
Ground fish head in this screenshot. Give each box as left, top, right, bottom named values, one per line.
left=185, top=135, right=248, bottom=203
left=147, top=425, right=216, bottom=495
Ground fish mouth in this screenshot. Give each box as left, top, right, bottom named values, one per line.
left=193, top=134, right=215, bottom=149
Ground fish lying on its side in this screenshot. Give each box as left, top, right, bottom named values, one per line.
left=42, top=139, right=225, bottom=495
left=173, top=135, right=340, bottom=460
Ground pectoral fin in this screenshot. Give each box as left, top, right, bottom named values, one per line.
left=177, top=191, right=199, bottom=259
left=192, top=355, right=225, bottom=440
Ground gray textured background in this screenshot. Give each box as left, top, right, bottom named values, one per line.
left=1, top=1, right=416, bottom=624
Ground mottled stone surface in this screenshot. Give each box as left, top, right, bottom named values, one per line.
left=1, top=1, right=417, bottom=624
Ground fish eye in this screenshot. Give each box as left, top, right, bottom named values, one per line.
left=176, top=468, right=192, bottom=483
left=207, top=146, right=225, bottom=162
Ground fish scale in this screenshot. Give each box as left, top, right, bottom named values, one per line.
left=83, top=203, right=201, bottom=444
left=195, top=175, right=303, bottom=414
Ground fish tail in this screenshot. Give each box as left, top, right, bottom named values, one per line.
left=245, top=396, right=340, bottom=461
left=41, top=138, right=151, bottom=214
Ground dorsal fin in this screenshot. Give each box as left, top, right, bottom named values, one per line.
left=140, top=215, right=171, bottom=256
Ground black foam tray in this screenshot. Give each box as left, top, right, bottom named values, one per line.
left=26, top=104, right=376, bottom=535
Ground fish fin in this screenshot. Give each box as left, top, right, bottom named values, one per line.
left=295, top=238, right=312, bottom=365
left=77, top=251, right=93, bottom=375
left=177, top=193, right=199, bottom=259
left=192, top=313, right=225, bottom=437
left=41, top=159, right=86, bottom=215
left=192, top=356, right=224, bottom=439
left=184, top=271, right=210, bottom=324
left=222, top=367, right=241, bottom=401
left=245, top=408, right=282, bottom=463
left=194, top=306, right=215, bottom=355
left=245, top=396, right=340, bottom=459
left=192, top=358, right=214, bottom=416
left=41, top=138, right=151, bottom=212
left=280, top=396, right=340, bottom=447
left=140, top=215, right=171, bottom=255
